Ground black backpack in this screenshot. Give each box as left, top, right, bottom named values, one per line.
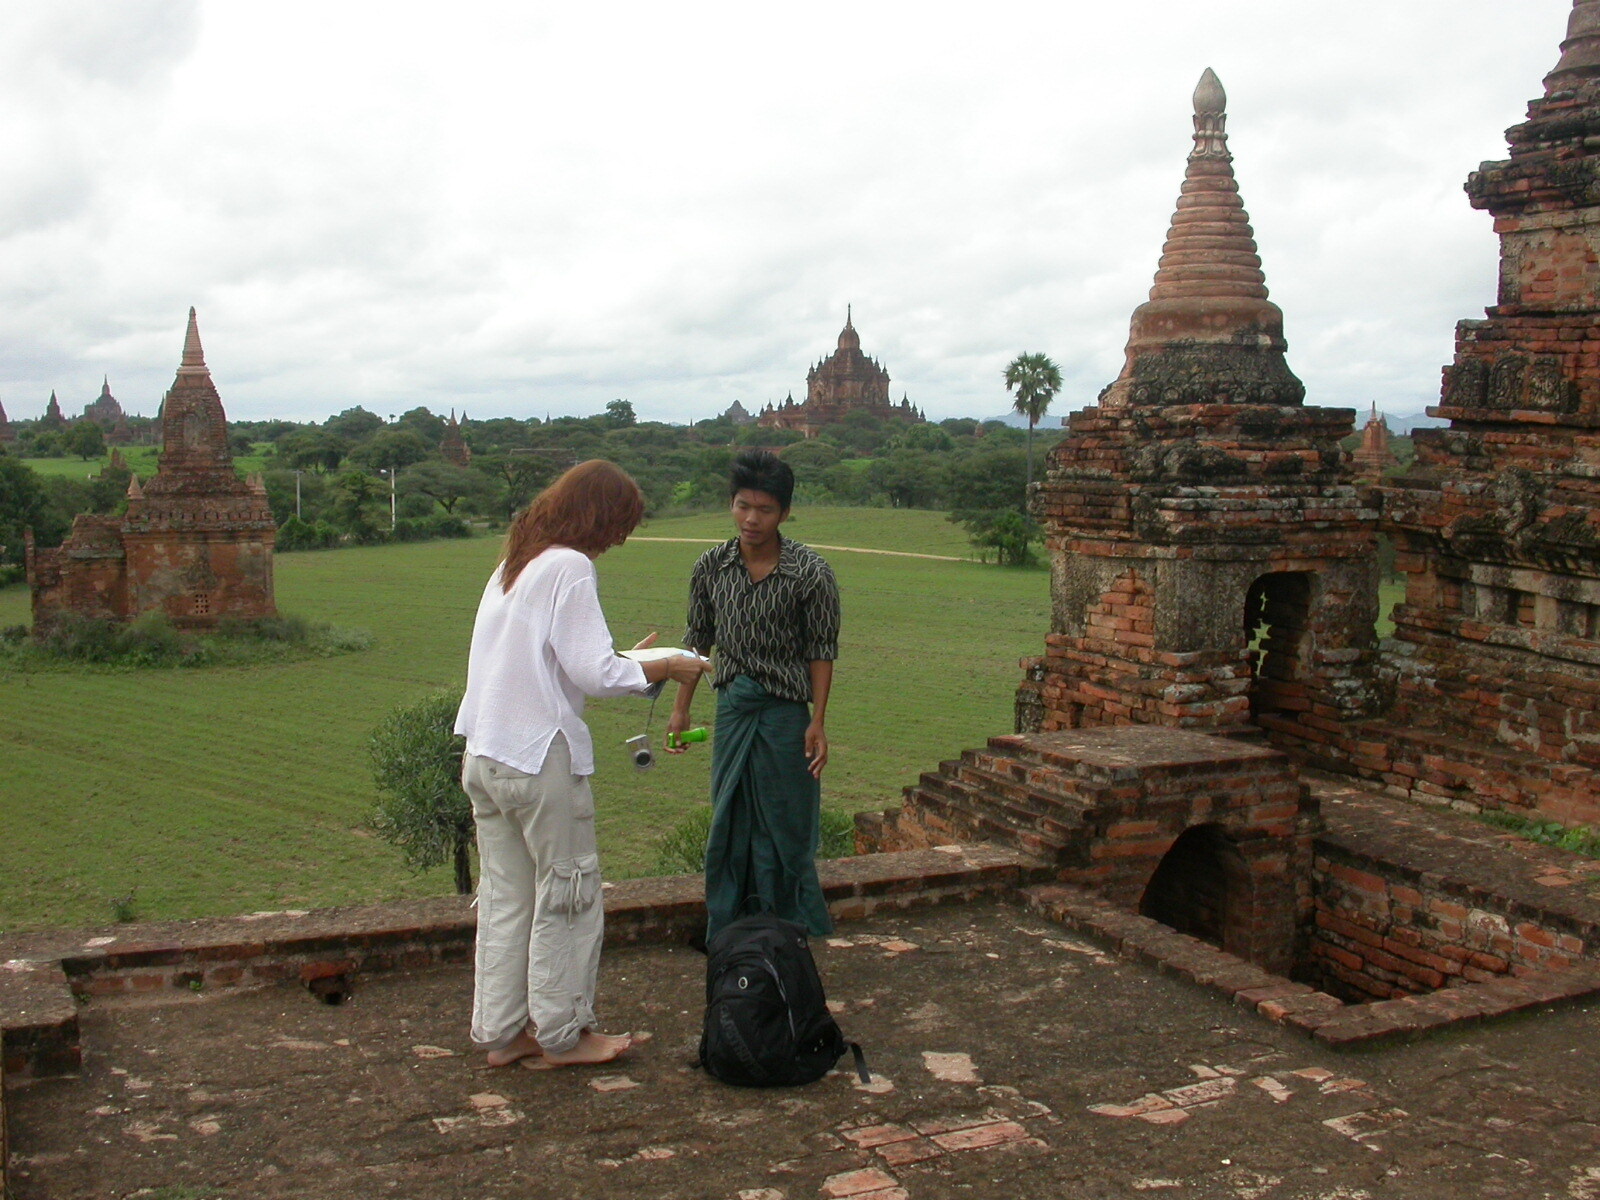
left=698, top=913, right=867, bottom=1088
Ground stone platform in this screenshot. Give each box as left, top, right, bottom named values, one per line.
left=7, top=900, right=1600, bottom=1200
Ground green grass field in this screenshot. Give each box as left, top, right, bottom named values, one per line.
left=638, top=507, right=977, bottom=558
left=21, top=445, right=275, bottom=480
left=0, top=509, right=1049, bottom=932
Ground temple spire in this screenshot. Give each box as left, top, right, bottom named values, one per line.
left=179, top=307, right=207, bottom=375
left=1101, top=69, right=1302, bottom=407
left=1144, top=67, right=1267, bottom=307
left=837, top=307, right=861, bottom=352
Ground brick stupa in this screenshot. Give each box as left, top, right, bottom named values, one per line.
left=1016, top=69, right=1382, bottom=745
left=1376, top=0, right=1600, bottom=821
left=0, top=397, right=13, bottom=445
left=27, top=310, right=277, bottom=628
left=1350, top=406, right=1394, bottom=482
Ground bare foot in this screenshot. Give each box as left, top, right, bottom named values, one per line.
left=523, top=1030, right=633, bottom=1070
left=485, top=1029, right=542, bottom=1068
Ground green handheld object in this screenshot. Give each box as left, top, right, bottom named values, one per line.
left=668, top=727, right=709, bottom=748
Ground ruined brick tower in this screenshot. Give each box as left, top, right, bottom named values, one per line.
left=28, top=310, right=277, bottom=628
left=440, top=410, right=471, bottom=467
left=0, top=398, right=13, bottom=445
left=1016, top=69, right=1382, bottom=743
left=1350, top=406, right=1394, bottom=483
left=1378, top=0, right=1600, bottom=822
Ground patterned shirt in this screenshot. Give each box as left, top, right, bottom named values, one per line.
left=684, top=536, right=840, bottom=703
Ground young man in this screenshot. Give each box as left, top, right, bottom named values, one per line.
left=666, top=450, right=840, bottom=940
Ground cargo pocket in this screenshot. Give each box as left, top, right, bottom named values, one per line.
left=543, top=853, right=602, bottom=917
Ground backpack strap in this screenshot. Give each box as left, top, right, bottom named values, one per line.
left=847, top=1041, right=870, bottom=1085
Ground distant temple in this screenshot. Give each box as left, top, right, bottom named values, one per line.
left=83, top=377, right=133, bottom=443
left=27, top=309, right=277, bottom=629
left=721, top=400, right=756, bottom=427
left=39, top=391, right=64, bottom=429
left=0, top=398, right=14, bottom=444
left=758, top=309, right=924, bottom=437
left=1350, top=405, right=1395, bottom=481
left=440, top=410, right=471, bottom=467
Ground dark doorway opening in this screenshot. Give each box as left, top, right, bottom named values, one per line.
left=1244, top=571, right=1313, bottom=720
left=1138, top=824, right=1247, bottom=951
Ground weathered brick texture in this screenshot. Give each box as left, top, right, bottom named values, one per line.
left=26, top=309, right=276, bottom=630
left=858, top=726, right=1316, bottom=975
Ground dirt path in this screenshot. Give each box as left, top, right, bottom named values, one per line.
left=631, top=536, right=965, bottom=562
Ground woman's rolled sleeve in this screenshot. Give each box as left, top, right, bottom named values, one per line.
left=548, top=577, right=648, bottom=697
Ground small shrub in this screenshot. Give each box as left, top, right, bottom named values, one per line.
left=652, top=805, right=712, bottom=875
left=368, top=690, right=474, bottom=894
left=819, top=807, right=858, bottom=858
left=651, top=804, right=857, bottom=875
left=110, top=891, right=138, bottom=923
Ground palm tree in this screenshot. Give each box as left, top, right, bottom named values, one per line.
left=1004, top=352, right=1063, bottom=491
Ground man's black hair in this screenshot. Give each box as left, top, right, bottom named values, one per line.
left=729, top=449, right=795, bottom=510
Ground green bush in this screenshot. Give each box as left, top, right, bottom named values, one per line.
left=389, top=515, right=473, bottom=543
left=1, top=611, right=371, bottom=671
left=651, top=804, right=856, bottom=875
left=368, top=690, right=474, bottom=894
left=275, top=515, right=341, bottom=552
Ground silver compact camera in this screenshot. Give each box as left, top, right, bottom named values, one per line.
left=624, top=734, right=654, bottom=771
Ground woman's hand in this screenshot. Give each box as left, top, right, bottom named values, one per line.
left=631, top=632, right=659, bottom=652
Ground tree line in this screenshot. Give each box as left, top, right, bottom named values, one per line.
left=0, top=394, right=1067, bottom=582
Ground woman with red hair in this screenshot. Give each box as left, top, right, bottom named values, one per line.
left=455, top=460, right=708, bottom=1069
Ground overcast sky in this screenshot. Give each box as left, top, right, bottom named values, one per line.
left=0, top=2, right=1578, bottom=427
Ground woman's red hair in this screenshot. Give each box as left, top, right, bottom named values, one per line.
left=500, top=460, right=645, bottom=591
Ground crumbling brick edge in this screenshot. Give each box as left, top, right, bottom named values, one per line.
left=1023, top=883, right=1600, bottom=1048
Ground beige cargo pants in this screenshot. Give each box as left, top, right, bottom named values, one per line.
left=462, top=735, right=604, bottom=1055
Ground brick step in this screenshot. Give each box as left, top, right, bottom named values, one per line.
left=989, top=735, right=1274, bottom=789
left=946, top=759, right=1096, bottom=821
left=906, top=775, right=1088, bottom=861
left=901, top=784, right=1080, bottom=862
left=922, top=772, right=1089, bottom=846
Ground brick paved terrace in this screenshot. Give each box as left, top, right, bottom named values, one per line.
left=6, top=805, right=1600, bottom=1200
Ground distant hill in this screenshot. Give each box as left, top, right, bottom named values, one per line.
left=983, top=408, right=1447, bottom=435
left=1385, top=411, right=1446, bottom=436
left=985, top=409, right=1079, bottom=429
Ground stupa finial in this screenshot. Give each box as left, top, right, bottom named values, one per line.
left=1191, top=68, right=1229, bottom=160
left=180, top=307, right=207, bottom=375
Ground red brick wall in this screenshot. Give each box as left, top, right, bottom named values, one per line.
left=1309, top=850, right=1586, bottom=1002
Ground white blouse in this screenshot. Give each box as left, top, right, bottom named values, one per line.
left=454, top=546, right=648, bottom=776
